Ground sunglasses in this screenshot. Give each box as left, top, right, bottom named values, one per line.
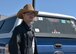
left=23, top=12, right=35, bottom=16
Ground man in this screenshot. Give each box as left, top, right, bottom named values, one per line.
left=9, top=4, right=38, bottom=54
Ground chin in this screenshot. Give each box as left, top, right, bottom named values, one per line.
left=30, top=19, right=33, bottom=22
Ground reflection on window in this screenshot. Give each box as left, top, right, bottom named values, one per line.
left=33, top=17, right=76, bottom=34
left=35, top=28, right=40, bottom=32
left=0, top=20, right=4, bottom=29
left=0, top=16, right=16, bottom=33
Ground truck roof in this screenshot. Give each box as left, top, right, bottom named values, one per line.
left=1, top=11, right=76, bottom=21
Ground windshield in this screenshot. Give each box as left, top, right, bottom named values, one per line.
left=0, top=16, right=16, bottom=33
left=33, top=17, right=76, bottom=35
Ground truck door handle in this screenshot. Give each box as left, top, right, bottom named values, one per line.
left=54, top=43, right=62, bottom=48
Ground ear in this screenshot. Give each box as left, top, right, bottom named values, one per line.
left=22, top=14, right=25, bottom=19
left=22, top=14, right=25, bottom=17
left=22, top=14, right=24, bottom=16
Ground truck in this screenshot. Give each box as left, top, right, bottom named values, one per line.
left=0, top=11, right=76, bottom=54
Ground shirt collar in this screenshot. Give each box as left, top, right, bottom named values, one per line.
left=21, top=21, right=31, bottom=31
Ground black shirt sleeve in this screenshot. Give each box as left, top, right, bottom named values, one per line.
left=8, top=28, right=19, bottom=54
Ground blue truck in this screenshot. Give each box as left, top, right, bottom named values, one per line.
left=0, top=11, right=76, bottom=54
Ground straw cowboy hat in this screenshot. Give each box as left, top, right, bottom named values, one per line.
left=17, top=4, right=38, bottom=19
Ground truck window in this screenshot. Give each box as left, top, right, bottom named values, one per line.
left=0, top=16, right=16, bottom=33
left=33, top=17, right=76, bottom=35
left=0, top=20, right=4, bottom=29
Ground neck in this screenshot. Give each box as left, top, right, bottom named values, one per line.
left=23, top=20, right=33, bottom=27
left=23, top=20, right=30, bottom=25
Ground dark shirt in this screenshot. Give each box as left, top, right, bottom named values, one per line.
left=9, top=21, right=34, bottom=54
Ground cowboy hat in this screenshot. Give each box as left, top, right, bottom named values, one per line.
left=17, top=4, right=38, bottom=19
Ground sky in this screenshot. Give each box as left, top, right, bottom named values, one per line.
left=0, top=0, right=76, bottom=18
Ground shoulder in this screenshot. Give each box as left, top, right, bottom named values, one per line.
left=13, top=25, right=22, bottom=33
left=13, top=24, right=26, bottom=33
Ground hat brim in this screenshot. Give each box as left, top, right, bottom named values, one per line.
left=17, top=9, right=38, bottom=19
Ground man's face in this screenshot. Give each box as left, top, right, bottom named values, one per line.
left=22, top=12, right=36, bottom=23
